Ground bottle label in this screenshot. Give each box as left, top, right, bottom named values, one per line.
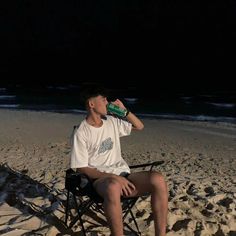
left=107, top=103, right=127, bottom=117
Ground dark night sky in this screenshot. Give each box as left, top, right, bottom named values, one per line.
left=1, top=0, right=236, bottom=91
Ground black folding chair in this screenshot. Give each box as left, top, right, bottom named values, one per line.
left=64, top=161, right=164, bottom=235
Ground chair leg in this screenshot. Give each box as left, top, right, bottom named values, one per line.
left=65, top=190, right=70, bottom=226
left=66, top=191, right=141, bottom=235
left=122, top=199, right=141, bottom=235
left=129, top=209, right=141, bottom=235
left=69, top=194, right=87, bottom=236
left=124, top=222, right=140, bottom=236
left=65, top=190, right=87, bottom=235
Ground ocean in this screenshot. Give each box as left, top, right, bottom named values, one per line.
left=0, top=84, right=235, bottom=124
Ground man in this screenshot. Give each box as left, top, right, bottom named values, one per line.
left=70, top=86, right=168, bottom=236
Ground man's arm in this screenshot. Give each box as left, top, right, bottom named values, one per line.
left=77, top=167, right=114, bottom=179
left=126, top=111, right=144, bottom=130
left=112, top=99, right=144, bottom=130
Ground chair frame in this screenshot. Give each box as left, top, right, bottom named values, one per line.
left=64, top=161, right=164, bottom=235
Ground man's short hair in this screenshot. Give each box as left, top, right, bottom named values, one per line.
left=80, top=84, right=108, bottom=106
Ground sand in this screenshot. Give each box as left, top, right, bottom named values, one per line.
left=0, top=109, right=235, bottom=235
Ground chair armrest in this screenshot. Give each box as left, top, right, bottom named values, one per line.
left=65, top=169, right=91, bottom=192
left=65, top=169, right=102, bottom=200
left=129, top=161, right=164, bottom=171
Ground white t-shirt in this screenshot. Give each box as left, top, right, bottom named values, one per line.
left=70, top=115, right=132, bottom=175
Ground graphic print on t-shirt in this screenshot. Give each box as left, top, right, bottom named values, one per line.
left=98, top=137, right=113, bottom=154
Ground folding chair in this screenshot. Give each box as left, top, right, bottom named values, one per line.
left=64, top=161, right=164, bottom=235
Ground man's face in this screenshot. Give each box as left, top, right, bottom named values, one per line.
left=89, top=95, right=108, bottom=115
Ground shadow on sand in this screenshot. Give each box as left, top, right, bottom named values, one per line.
left=0, top=163, right=80, bottom=235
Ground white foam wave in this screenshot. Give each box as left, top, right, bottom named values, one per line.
left=124, top=98, right=138, bottom=104
left=137, top=113, right=236, bottom=123
left=0, top=104, right=20, bottom=108
left=0, top=95, right=16, bottom=100
left=206, top=102, right=235, bottom=108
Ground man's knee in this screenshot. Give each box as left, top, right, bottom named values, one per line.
left=104, top=178, right=121, bottom=199
left=150, top=171, right=167, bottom=190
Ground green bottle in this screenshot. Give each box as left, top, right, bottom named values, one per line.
left=107, top=103, right=128, bottom=117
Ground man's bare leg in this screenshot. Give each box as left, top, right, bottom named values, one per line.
left=94, top=177, right=123, bottom=236
left=150, top=172, right=168, bottom=236
left=127, top=171, right=168, bottom=236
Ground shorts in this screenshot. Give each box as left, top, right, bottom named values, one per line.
left=91, top=172, right=130, bottom=183
left=86, top=172, right=130, bottom=201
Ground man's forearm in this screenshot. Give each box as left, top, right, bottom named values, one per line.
left=77, top=167, right=115, bottom=179
left=126, top=111, right=144, bottom=130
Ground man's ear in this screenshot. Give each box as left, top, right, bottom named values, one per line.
left=88, top=99, right=95, bottom=109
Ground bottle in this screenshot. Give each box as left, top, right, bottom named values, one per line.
left=107, top=103, right=128, bottom=117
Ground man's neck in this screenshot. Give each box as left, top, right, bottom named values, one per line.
left=86, top=114, right=103, bottom=128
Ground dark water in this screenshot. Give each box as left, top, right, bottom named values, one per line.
left=0, top=84, right=235, bottom=124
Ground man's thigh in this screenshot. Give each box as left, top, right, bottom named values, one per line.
left=93, top=176, right=120, bottom=198
left=127, top=171, right=153, bottom=197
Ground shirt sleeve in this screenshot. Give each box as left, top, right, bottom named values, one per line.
left=70, top=131, right=89, bottom=169
left=117, top=118, right=132, bottom=137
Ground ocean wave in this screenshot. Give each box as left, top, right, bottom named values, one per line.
left=206, top=102, right=235, bottom=109
left=137, top=113, right=236, bottom=124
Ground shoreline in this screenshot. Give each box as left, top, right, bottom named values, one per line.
left=1, top=107, right=236, bottom=125
left=0, top=109, right=235, bottom=235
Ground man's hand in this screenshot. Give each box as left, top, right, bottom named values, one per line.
left=114, top=175, right=136, bottom=197
left=111, top=99, right=127, bottom=110
left=78, top=167, right=137, bottom=197
left=111, top=99, right=144, bottom=131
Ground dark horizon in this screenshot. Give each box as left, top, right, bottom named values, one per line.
left=1, top=79, right=236, bottom=97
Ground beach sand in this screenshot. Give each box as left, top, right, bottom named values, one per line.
left=0, top=109, right=235, bottom=235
